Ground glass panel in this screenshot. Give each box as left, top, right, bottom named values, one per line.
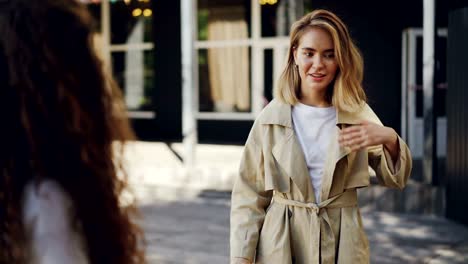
left=84, top=2, right=102, bottom=33
left=261, top=0, right=309, bottom=37
left=198, top=8, right=209, bottom=41
left=264, top=49, right=274, bottom=103
left=197, top=0, right=251, bottom=41
left=435, top=36, right=447, bottom=117
left=415, top=36, right=447, bottom=118
left=198, top=48, right=252, bottom=112
left=416, top=37, right=423, bottom=118
left=261, top=0, right=281, bottom=37
left=198, top=49, right=212, bottom=112
left=303, top=0, right=313, bottom=14
left=111, top=50, right=155, bottom=111
left=110, top=0, right=153, bottom=44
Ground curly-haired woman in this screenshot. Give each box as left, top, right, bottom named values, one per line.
left=0, top=0, right=145, bottom=263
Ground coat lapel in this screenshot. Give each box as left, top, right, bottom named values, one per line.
left=272, top=128, right=315, bottom=202
left=336, top=127, right=352, bottom=162
left=320, top=126, right=351, bottom=201
left=321, top=106, right=368, bottom=200
left=260, top=99, right=314, bottom=201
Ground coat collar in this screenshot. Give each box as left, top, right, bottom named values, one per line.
left=258, top=99, right=364, bottom=127
left=262, top=99, right=365, bottom=202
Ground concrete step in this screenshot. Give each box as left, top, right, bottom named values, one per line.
left=359, top=179, right=446, bottom=217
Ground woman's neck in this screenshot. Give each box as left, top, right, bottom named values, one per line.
left=299, top=91, right=330, bottom=108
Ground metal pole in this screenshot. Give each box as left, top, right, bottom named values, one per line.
left=408, top=30, right=417, bottom=159
left=181, top=0, right=197, bottom=168
left=423, top=0, right=436, bottom=184
left=401, top=30, right=408, bottom=142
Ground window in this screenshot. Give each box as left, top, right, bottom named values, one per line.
left=195, top=0, right=293, bottom=119
left=85, top=0, right=156, bottom=119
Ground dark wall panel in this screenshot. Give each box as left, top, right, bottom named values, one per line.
left=198, top=120, right=253, bottom=145
left=134, top=0, right=182, bottom=141
left=446, top=6, right=468, bottom=225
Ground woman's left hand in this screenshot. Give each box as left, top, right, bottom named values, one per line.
left=338, top=120, right=399, bottom=159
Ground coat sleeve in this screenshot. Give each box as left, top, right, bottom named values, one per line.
left=366, top=114, right=413, bottom=190
left=230, top=132, right=272, bottom=262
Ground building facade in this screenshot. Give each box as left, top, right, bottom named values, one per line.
left=84, top=0, right=468, bottom=225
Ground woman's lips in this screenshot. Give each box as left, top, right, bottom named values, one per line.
left=309, top=73, right=326, bottom=82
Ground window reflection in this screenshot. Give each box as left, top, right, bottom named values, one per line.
left=110, top=1, right=153, bottom=44
left=112, top=50, right=155, bottom=111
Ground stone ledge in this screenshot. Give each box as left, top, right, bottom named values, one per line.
left=359, top=179, right=445, bottom=216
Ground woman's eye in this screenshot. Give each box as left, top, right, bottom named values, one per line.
left=324, top=53, right=335, bottom=59
left=304, top=52, right=313, bottom=57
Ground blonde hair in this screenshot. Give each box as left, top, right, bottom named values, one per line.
left=274, top=9, right=366, bottom=112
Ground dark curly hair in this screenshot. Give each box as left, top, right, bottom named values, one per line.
left=0, top=0, right=145, bottom=263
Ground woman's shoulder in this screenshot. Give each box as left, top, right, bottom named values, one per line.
left=22, top=179, right=73, bottom=232
left=255, top=98, right=291, bottom=126
left=25, top=179, right=67, bottom=197
left=23, top=179, right=89, bottom=263
left=244, top=99, right=292, bottom=146
left=23, top=179, right=71, bottom=210
left=358, top=103, right=381, bottom=123
left=337, top=102, right=381, bottom=124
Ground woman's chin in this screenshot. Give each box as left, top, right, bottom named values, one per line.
left=303, top=83, right=329, bottom=93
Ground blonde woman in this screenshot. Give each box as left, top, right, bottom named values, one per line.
left=230, top=9, right=412, bottom=264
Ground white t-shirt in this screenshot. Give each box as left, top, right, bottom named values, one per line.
left=292, top=102, right=337, bottom=203
left=22, top=180, right=89, bottom=264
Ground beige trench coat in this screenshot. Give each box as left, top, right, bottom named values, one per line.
left=230, top=99, right=412, bottom=264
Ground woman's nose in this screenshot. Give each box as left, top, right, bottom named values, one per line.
left=312, top=55, right=325, bottom=70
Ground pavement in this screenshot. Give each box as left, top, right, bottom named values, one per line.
left=123, top=141, right=468, bottom=264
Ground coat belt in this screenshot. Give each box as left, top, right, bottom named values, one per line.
left=272, top=189, right=358, bottom=264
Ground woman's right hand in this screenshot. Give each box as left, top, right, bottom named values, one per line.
left=233, top=257, right=252, bottom=264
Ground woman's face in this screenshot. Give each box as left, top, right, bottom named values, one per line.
left=293, top=27, right=338, bottom=98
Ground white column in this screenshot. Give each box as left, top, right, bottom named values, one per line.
left=423, top=0, right=436, bottom=184
left=276, top=0, right=286, bottom=36
left=101, top=0, right=111, bottom=70
left=251, top=0, right=264, bottom=115
left=125, top=20, right=144, bottom=109
left=181, top=0, right=197, bottom=168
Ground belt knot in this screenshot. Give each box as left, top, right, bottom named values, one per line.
left=306, top=203, right=320, bottom=214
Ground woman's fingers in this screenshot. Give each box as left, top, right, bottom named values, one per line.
left=339, top=121, right=389, bottom=150
left=341, top=125, right=363, bottom=134
left=339, top=126, right=368, bottom=150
